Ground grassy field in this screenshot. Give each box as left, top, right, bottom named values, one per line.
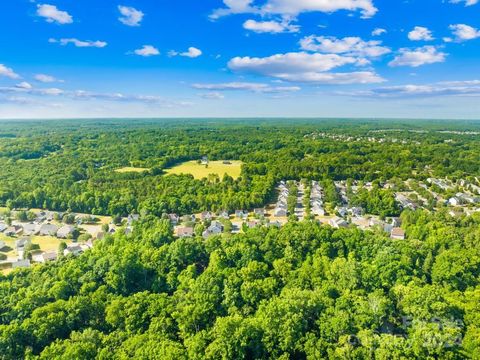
left=165, top=160, right=243, bottom=180
left=0, top=235, right=67, bottom=257
left=115, top=167, right=150, bottom=173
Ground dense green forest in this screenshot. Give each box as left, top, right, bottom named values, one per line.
left=1, top=119, right=480, bottom=359
left=1, top=119, right=479, bottom=217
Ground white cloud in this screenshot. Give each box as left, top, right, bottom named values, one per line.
left=372, top=28, right=386, bottom=36
left=15, top=82, right=33, bottom=89
left=49, top=38, right=107, bottom=48
left=118, top=6, right=144, bottom=26
left=447, top=24, right=480, bottom=42
left=37, top=4, right=73, bottom=24
left=389, top=46, right=447, bottom=67
left=34, top=74, right=59, bottom=83
left=243, top=19, right=299, bottom=33
left=338, top=80, right=480, bottom=98
left=0, top=64, right=20, bottom=79
left=133, top=45, right=160, bottom=57
left=300, top=36, right=391, bottom=57
left=228, top=52, right=384, bottom=84
left=192, top=82, right=301, bottom=93
left=199, top=92, right=226, bottom=99
left=169, top=47, right=202, bottom=58
left=211, top=0, right=377, bottom=19
left=449, top=0, right=478, bottom=6
left=230, top=52, right=358, bottom=74
left=408, top=26, right=434, bottom=41
left=0, top=85, right=190, bottom=107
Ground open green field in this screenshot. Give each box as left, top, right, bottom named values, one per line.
left=115, top=167, right=150, bottom=173
left=165, top=160, right=243, bottom=180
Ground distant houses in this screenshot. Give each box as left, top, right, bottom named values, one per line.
left=38, top=224, right=58, bottom=237
left=56, top=225, right=76, bottom=239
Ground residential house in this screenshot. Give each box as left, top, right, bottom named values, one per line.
left=337, top=207, right=348, bottom=218
left=202, top=222, right=224, bottom=238
left=15, top=238, right=31, bottom=252
left=201, top=211, right=213, bottom=221
left=22, top=223, right=38, bottom=236
left=0, top=241, right=5, bottom=250
left=235, top=210, right=248, bottom=219
left=349, top=207, right=363, bottom=217
left=329, top=217, right=349, bottom=229
left=247, top=220, right=260, bottom=229
left=182, top=214, right=196, bottom=223
left=127, top=214, right=140, bottom=225
left=12, top=259, right=31, bottom=269
left=390, top=227, right=406, bottom=240
left=311, top=205, right=325, bottom=216
left=177, top=226, right=194, bottom=238
left=57, top=225, right=75, bottom=239
left=274, top=207, right=287, bottom=217
left=448, top=197, right=462, bottom=207
left=351, top=216, right=370, bottom=230
left=218, top=210, right=230, bottom=219
left=168, top=214, right=180, bottom=225
left=266, top=220, right=282, bottom=228
left=63, top=245, right=83, bottom=256
left=5, top=225, right=23, bottom=237
left=32, top=251, right=57, bottom=263
left=254, top=208, right=266, bottom=218
left=38, top=223, right=58, bottom=236
left=0, top=222, right=7, bottom=233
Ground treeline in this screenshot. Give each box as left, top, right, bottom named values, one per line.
left=1, top=120, right=480, bottom=217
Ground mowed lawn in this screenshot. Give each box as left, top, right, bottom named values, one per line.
left=0, top=235, right=67, bottom=258
left=165, top=160, right=243, bottom=180
left=115, top=167, right=150, bottom=173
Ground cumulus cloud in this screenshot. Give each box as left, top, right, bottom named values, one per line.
left=49, top=38, right=107, bottom=48
left=34, top=74, right=59, bottom=83
left=192, top=82, right=301, bottom=93
left=227, top=52, right=384, bottom=84
left=449, top=0, right=478, bottom=6
left=243, top=19, right=299, bottom=33
left=446, top=24, right=480, bottom=42
left=211, top=0, right=377, bottom=20
left=300, top=36, right=391, bottom=57
left=133, top=45, right=160, bottom=57
left=0, top=64, right=20, bottom=79
left=389, top=46, right=446, bottom=67
left=372, top=28, right=387, bottom=36
left=118, top=6, right=144, bottom=26
left=169, top=47, right=202, bottom=58
left=408, top=26, right=434, bottom=41
left=37, top=4, right=73, bottom=24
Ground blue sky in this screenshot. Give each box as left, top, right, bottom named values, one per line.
left=1, top=0, right=480, bottom=119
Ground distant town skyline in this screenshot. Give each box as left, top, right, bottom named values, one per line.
left=1, top=0, right=480, bottom=119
